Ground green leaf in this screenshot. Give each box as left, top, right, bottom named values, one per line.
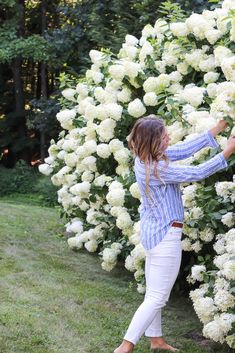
left=219, top=209, right=229, bottom=214
left=89, top=195, right=96, bottom=203
left=211, top=212, right=222, bottom=220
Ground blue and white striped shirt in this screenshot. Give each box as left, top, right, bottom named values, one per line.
left=134, top=130, right=228, bottom=250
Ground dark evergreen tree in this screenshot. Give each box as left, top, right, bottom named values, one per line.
left=0, top=0, right=214, bottom=166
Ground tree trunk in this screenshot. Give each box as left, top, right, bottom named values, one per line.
left=41, top=62, right=47, bottom=100
left=30, top=60, right=36, bottom=97
left=12, top=57, right=24, bottom=114
left=39, top=0, right=48, bottom=161
left=11, top=56, right=28, bottom=161
left=49, top=71, right=54, bottom=95
left=36, top=62, right=41, bottom=99
left=10, top=0, right=30, bottom=163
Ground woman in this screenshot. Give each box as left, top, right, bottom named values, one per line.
left=114, top=115, right=235, bottom=353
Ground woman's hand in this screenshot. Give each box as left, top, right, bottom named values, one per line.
left=222, top=135, right=235, bottom=159
left=210, top=119, right=228, bottom=137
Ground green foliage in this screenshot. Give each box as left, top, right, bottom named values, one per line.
left=27, top=97, right=60, bottom=133
left=0, top=0, right=213, bottom=167
left=0, top=160, right=57, bottom=206
left=208, top=0, right=221, bottom=3
left=0, top=0, right=16, bottom=7
left=0, top=35, right=48, bottom=63
left=0, top=112, right=37, bottom=156
left=0, top=160, right=36, bottom=192
left=33, top=175, right=58, bottom=206
left=159, top=1, right=187, bottom=22
left=0, top=160, right=37, bottom=195
left=180, top=0, right=213, bottom=12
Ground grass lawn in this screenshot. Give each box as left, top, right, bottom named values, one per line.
left=0, top=197, right=232, bottom=353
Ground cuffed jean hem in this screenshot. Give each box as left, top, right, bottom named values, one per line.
left=123, top=225, right=183, bottom=345
left=144, top=331, right=163, bottom=338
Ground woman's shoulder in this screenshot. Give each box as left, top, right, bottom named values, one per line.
left=134, top=156, right=144, bottom=167
left=135, top=156, right=167, bottom=166
left=134, top=156, right=142, bottom=172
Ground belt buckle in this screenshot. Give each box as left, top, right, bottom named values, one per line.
left=171, top=221, right=183, bottom=228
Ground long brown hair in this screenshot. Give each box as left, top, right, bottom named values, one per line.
left=128, top=114, right=170, bottom=199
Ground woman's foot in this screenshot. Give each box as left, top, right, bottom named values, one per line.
left=114, top=339, right=134, bottom=353
left=150, top=337, right=179, bottom=351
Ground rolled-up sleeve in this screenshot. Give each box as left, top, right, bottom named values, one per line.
left=165, top=130, right=219, bottom=162
left=157, top=152, right=228, bottom=183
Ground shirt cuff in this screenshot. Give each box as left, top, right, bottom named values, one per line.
left=217, top=152, right=228, bottom=169
left=206, top=130, right=220, bottom=148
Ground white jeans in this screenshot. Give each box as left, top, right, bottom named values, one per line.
left=123, top=225, right=183, bottom=345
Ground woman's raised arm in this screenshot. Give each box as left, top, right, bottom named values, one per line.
left=165, top=119, right=228, bottom=162
left=158, top=135, right=235, bottom=184
left=165, top=130, right=219, bottom=161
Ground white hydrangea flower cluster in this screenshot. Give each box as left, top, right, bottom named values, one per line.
left=128, top=221, right=141, bottom=246
left=125, top=242, right=146, bottom=293
left=39, top=1, right=235, bottom=344
left=182, top=184, right=198, bottom=207
left=215, top=176, right=235, bottom=203
left=100, top=242, right=123, bottom=271
left=181, top=222, right=215, bottom=253
left=182, top=173, right=234, bottom=254
left=188, top=264, right=206, bottom=284
left=189, top=228, right=235, bottom=345
left=213, top=229, right=235, bottom=279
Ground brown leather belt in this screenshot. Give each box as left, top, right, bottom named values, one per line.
left=171, top=221, right=184, bottom=228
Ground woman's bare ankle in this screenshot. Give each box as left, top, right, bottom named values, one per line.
left=150, top=337, right=179, bottom=352
left=114, top=339, right=134, bottom=353
left=150, top=336, right=165, bottom=344
left=123, top=339, right=134, bottom=349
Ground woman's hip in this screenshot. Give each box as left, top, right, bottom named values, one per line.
left=145, top=226, right=183, bottom=257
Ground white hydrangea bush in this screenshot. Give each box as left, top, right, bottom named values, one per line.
left=188, top=229, right=235, bottom=347
left=185, top=175, right=235, bottom=346
left=39, top=0, right=235, bottom=346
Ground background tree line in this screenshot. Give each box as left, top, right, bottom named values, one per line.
left=0, top=0, right=213, bottom=167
